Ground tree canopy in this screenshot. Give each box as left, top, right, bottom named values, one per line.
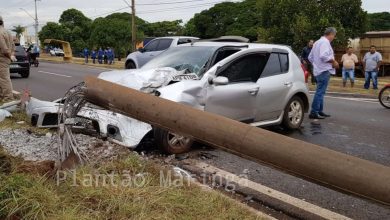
left=256, top=0, right=367, bottom=50
left=367, top=12, right=390, bottom=31
left=38, top=2, right=386, bottom=56
left=11, top=25, right=25, bottom=40
left=184, top=0, right=260, bottom=41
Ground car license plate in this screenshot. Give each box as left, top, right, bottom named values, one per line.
left=10, top=64, right=19, bottom=68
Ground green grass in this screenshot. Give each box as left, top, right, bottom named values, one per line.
left=0, top=149, right=261, bottom=220
left=0, top=111, right=49, bottom=135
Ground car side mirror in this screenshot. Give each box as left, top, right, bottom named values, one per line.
left=210, top=76, right=229, bottom=86
left=138, top=47, right=145, bottom=53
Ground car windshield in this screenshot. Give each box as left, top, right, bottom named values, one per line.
left=141, top=46, right=218, bottom=77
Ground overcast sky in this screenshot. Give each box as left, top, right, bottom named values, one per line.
left=0, top=0, right=388, bottom=34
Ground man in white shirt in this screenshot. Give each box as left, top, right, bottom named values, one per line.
left=308, top=27, right=339, bottom=119
left=341, top=47, right=358, bottom=87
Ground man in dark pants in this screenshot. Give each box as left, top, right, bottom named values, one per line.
left=308, top=27, right=339, bottom=119
left=301, top=40, right=315, bottom=84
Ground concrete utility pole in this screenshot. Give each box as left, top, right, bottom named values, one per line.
left=84, top=76, right=390, bottom=205
left=131, top=0, right=136, bottom=51
left=34, top=0, right=39, bottom=46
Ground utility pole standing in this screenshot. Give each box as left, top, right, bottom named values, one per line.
left=131, top=0, right=136, bottom=51
left=34, top=0, right=39, bottom=47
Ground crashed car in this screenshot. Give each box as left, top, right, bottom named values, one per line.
left=98, top=42, right=310, bottom=153
left=27, top=41, right=309, bottom=154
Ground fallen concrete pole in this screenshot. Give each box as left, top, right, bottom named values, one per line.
left=84, top=76, right=390, bottom=205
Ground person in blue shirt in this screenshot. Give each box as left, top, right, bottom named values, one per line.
left=83, top=48, right=89, bottom=63
left=107, top=47, right=113, bottom=65
left=97, top=48, right=103, bottom=64
left=103, top=48, right=108, bottom=64
left=91, top=49, right=97, bottom=64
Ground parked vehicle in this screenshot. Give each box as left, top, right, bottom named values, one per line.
left=10, top=43, right=30, bottom=78
left=101, top=41, right=309, bottom=154
left=125, top=36, right=198, bottom=69
left=379, top=84, right=390, bottom=109
left=50, top=48, right=65, bottom=56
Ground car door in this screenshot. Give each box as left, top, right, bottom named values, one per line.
left=205, top=53, right=267, bottom=122
left=137, top=39, right=160, bottom=67
left=254, top=52, right=293, bottom=121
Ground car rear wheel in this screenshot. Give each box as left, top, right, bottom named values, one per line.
left=282, top=96, right=304, bottom=130
left=125, top=61, right=136, bottom=69
left=154, top=128, right=193, bottom=154
left=20, top=70, right=30, bottom=78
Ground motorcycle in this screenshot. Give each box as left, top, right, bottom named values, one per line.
left=28, top=52, right=39, bottom=67
left=379, top=84, right=390, bottom=109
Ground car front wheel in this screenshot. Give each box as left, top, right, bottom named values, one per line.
left=154, top=128, right=193, bottom=154
left=125, top=61, right=136, bottom=69
left=282, top=96, right=304, bottom=130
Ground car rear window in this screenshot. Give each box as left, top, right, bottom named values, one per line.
left=279, top=53, right=289, bottom=72
left=14, top=45, right=26, bottom=56
left=156, top=39, right=173, bottom=51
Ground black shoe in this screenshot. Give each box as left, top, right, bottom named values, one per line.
left=318, top=112, right=331, bottom=117
left=309, top=113, right=325, bottom=119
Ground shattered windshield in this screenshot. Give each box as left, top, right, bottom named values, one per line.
left=141, top=46, right=218, bottom=77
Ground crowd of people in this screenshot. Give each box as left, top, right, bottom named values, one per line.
left=83, top=47, right=115, bottom=65
left=302, top=27, right=383, bottom=120
left=301, top=38, right=383, bottom=90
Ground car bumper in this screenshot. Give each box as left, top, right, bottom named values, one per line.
left=10, top=62, right=29, bottom=73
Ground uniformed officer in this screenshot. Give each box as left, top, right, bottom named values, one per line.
left=0, top=16, right=14, bottom=102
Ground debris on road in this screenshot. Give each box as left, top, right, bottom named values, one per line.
left=0, top=109, right=12, bottom=122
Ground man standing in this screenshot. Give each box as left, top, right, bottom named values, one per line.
left=0, top=16, right=14, bottom=102
left=97, top=47, right=103, bottom=64
left=83, top=47, right=89, bottom=64
left=91, top=49, right=96, bottom=64
left=363, top=45, right=382, bottom=90
left=308, top=27, right=339, bottom=119
left=301, top=40, right=315, bottom=84
left=341, top=47, right=358, bottom=87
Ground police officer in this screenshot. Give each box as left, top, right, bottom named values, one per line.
left=0, top=16, right=14, bottom=102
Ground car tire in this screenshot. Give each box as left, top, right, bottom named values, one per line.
left=20, top=70, right=30, bottom=78
left=154, top=128, right=193, bottom=154
left=282, top=96, right=304, bottom=130
left=125, top=61, right=136, bottom=69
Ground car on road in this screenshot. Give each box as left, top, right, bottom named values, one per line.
left=50, top=48, right=65, bottom=56
left=99, top=41, right=310, bottom=154
left=125, top=36, right=198, bottom=69
left=10, top=43, right=30, bottom=78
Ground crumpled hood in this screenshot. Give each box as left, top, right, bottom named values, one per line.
left=98, top=67, right=199, bottom=93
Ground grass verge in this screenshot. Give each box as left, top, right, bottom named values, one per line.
left=308, top=76, right=390, bottom=97
left=38, top=54, right=124, bottom=70
left=0, top=111, right=49, bottom=135
left=0, top=149, right=261, bottom=220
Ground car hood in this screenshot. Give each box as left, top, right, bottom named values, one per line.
left=98, top=67, right=200, bottom=93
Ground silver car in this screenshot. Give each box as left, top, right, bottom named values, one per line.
left=99, top=41, right=310, bottom=154
left=125, top=36, right=198, bottom=69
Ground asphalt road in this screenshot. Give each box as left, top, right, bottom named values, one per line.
left=11, top=61, right=108, bottom=100
left=11, top=61, right=390, bottom=219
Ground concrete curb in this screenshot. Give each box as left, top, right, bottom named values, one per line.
left=309, top=90, right=378, bottom=99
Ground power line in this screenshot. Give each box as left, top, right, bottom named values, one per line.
left=138, top=1, right=226, bottom=14
left=91, top=0, right=226, bottom=18
left=136, top=0, right=209, bottom=6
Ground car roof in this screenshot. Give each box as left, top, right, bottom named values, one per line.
left=154, top=36, right=199, bottom=40
left=178, top=41, right=292, bottom=52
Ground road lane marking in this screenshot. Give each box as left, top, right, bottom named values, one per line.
left=38, top=70, right=72, bottom=78
left=325, top=95, right=378, bottom=103
left=193, top=161, right=352, bottom=220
